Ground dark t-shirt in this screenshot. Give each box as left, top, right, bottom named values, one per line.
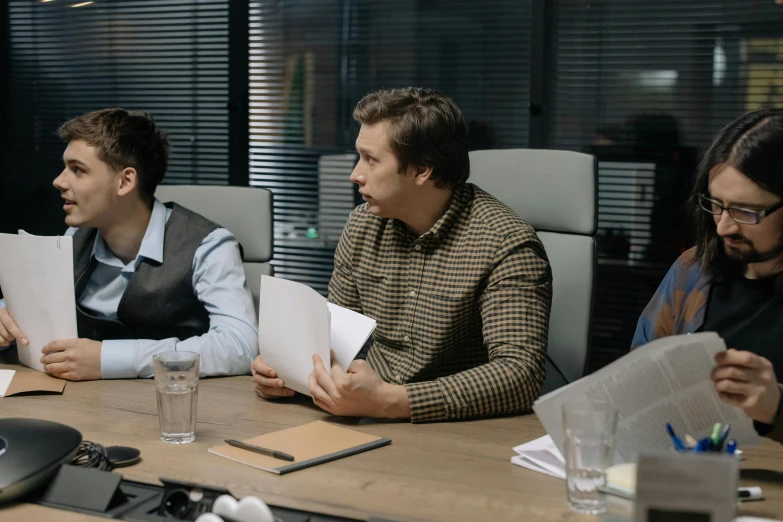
left=702, top=272, right=783, bottom=378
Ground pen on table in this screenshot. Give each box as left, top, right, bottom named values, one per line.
left=666, top=423, right=687, bottom=451
left=738, top=487, right=763, bottom=501
left=225, top=439, right=295, bottom=462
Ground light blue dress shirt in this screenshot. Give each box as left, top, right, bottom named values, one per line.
left=0, top=199, right=258, bottom=379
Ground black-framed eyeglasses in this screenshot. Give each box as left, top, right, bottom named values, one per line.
left=698, top=194, right=783, bottom=225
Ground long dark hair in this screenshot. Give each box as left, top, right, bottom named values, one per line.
left=690, top=108, right=783, bottom=283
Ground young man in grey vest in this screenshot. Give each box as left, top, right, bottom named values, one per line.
left=0, top=109, right=258, bottom=380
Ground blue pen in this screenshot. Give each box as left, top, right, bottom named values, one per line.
left=726, top=439, right=737, bottom=455
left=716, top=424, right=731, bottom=451
left=666, top=423, right=687, bottom=451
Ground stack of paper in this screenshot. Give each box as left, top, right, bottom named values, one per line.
left=511, top=434, right=638, bottom=499
left=511, top=434, right=565, bottom=479
left=0, top=232, right=77, bottom=371
left=257, top=275, right=376, bottom=396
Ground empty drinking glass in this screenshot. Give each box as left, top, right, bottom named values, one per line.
left=562, top=401, right=618, bottom=515
left=154, top=351, right=200, bottom=444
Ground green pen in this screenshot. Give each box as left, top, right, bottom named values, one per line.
left=710, top=423, right=722, bottom=450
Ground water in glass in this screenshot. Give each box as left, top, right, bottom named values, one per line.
left=562, top=401, right=618, bottom=515
left=154, top=351, right=199, bottom=444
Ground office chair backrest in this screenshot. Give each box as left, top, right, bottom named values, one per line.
left=468, top=149, right=597, bottom=393
left=154, top=185, right=274, bottom=312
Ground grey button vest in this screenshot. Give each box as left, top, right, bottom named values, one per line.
left=72, top=203, right=219, bottom=342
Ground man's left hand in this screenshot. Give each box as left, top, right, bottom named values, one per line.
left=309, top=353, right=410, bottom=418
left=40, top=338, right=102, bottom=381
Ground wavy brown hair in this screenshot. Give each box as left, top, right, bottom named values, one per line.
left=353, top=87, right=469, bottom=189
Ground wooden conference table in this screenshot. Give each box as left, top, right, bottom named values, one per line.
left=1, top=365, right=783, bottom=522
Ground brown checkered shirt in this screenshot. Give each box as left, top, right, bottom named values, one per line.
left=328, top=183, right=552, bottom=423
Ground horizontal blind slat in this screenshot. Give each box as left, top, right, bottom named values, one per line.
left=8, top=0, right=230, bottom=187
left=249, top=0, right=533, bottom=294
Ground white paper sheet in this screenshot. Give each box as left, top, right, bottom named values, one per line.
left=327, top=302, right=376, bottom=370
left=0, top=233, right=77, bottom=371
left=256, top=276, right=377, bottom=397
left=0, top=369, right=15, bottom=397
left=258, top=275, right=331, bottom=395
left=511, top=435, right=566, bottom=479
left=511, top=435, right=646, bottom=496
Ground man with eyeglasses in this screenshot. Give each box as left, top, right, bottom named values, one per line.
left=632, top=108, right=783, bottom=443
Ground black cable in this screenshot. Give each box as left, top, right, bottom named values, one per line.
left=71, top=441, right=111, bottom=471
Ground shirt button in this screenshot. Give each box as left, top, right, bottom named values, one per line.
left=403, top=335, right=410, bottom=342
left=396, top=374, right=402, bottom=382
left=409, top=290, right=416, bottom=297
left=414, top=244, right=421, bottom=251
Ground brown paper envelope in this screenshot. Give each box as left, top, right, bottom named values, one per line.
left=5, top=371, right=66, bottom=396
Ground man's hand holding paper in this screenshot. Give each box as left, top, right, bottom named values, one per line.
left=40, top=338, right=102, bottom=381
left=309, top=352, right=410, bottom=418
left=255, top=275, right=377, bottom=400
left=0, top=308, right=28, bottom=348
left=712, top=349, right=781, bottom=425
left=251, top=356, right=295, bottom=399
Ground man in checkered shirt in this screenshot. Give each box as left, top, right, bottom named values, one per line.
left=253, top=87, right=553, bottom=422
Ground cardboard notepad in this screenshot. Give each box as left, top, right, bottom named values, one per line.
left=0, top=369, right=66, bottom=397
left=208, top=421, right=391, bottom=475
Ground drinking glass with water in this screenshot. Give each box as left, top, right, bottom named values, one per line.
left=154, top=351, right=200, bottom=444
left=562, top=401, right=618, bottom=515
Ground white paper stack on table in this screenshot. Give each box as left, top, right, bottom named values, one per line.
left=257, top=275, right=377, bottom=396
left=511, top=434, right=638, bottom=497
left=512, top=332, right=760, bottom=479
left=0, top=232, right=77, bottom=371
left=511, top=434, right=565, bottom=479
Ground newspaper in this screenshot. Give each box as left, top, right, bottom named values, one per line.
left=533, top=332, right=760, bottom=465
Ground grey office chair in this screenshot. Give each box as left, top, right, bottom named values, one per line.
left=154, top=185, right=274, bottom=312
left=468, top=149, right=597, bottom=393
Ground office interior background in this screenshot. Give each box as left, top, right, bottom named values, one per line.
left=1, top=0, right=782, bottom=374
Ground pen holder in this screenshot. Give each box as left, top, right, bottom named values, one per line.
left=672, top=438, right=741, bottom=458
left=666, top=423, right=740, bottom=457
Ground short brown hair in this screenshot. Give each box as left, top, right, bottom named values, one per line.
left=353, top=87, right=469, bottom=189
left=58, top=108, right=169, bottom=204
